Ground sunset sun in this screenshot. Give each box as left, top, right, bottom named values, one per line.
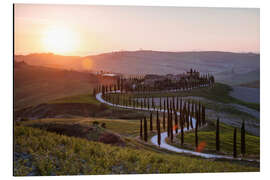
left=42, top=27, right=78, bottom=54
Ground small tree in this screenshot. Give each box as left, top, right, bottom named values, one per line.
left=216, top=118, right=220, bottom=152
left=241, top=120, right=246, bottom=156
left=144, top=117, right=148, bottom=142
left=233, top=128, right=237, bottom=158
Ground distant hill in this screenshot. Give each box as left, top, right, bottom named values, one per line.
left=14, top=62, right=98, bottom=110
left=15, top=51, right=260, bottom=85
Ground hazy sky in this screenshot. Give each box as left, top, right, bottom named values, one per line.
left=15, top=4, right=260, bottom=56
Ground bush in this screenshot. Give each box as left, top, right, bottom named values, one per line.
left=93, top=121, right=99, bottom=126
left=101, top=123, right=106, bottom=128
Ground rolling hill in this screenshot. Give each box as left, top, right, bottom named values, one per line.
left=15, top=51, right=260, bottom=85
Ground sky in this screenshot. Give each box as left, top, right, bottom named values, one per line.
left=15, top=4, right=260, bottom=56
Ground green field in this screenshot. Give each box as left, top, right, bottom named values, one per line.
left=170, top=122, right=260, bottom=159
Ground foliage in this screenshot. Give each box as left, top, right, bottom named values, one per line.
left=14, top=126, right=258, bottom=176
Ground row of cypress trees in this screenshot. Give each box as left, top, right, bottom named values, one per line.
left=139, top=99, right=206, bottom=147
left=93, top=71, right=215, bottom=96
left=140, top=112, right=246, bottom=158
left=215, top=118, right=246, bottom=158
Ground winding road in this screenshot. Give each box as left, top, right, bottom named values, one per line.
left=96, top=92, right=259, bottom=162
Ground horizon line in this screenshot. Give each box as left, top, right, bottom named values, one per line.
left=14, top=49, right=260, bottom=57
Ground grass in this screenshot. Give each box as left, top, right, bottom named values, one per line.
left=171, top=121, right=260, bottom=159
left=14, top=126, right=259, bottom=176
left=128, top=83, right=259, bottom=111
left=21, top=117, right=141, bottom=137
left=49, top=94, right=100, bottom=105
left=14, top=64, right=97, bottom=110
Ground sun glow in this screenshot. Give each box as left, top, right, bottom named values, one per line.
left=42, top=26, right=79, bottom=54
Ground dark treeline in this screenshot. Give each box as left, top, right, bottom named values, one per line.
left=93, top=69, right=215, bottom=96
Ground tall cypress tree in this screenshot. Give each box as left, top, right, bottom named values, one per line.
left=157, top=111, right=161, bottom=146
left=241, top=120, right=246, bottom=156
left=144, top=117, right=148, bottom=142
left=150, top=112, right=153, bottom=131
left=147, top=98, right=150, bottom=110
left=233, top=128, right=237, bottom=158
left=160, top=97, right=162, bottom=111
left=190, top=114, right=193, bottom=129
left=167, top=109, right=170, bottom=137
left=198, top=102, right=201, bottom=127
left=180, top=112, right=184, bottom=145
left=152, top=96, right=154, bottom=110
left=195, top=111, right=199, bottom=149
left=174, top=110, right=178, bottom=134
left=163, top=110, right=166, bottom=130
left=163, top=99, right=166, bottom=112
left=176, top=96, right=179, bottom=111
left=216, top=118, right=220, bottom=152
left=170, top=110, right=173, bottom=143
left=187, top=102, right=190, bottom=130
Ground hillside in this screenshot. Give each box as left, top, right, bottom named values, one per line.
left=15, top=51, right=260, bottom=85
left=14, top=61, right=98, bottom=110
left=14, top=126, right=258, bottom=176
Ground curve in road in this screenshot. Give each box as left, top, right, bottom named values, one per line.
left=96, top=92, right=259, bottom=162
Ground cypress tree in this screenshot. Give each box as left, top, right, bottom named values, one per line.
left=160, top=97, right=162, bottom=111
left=163, top=99, right=166, bottom=112
left=180, top=112, right=184, bottom=145
left=195, top=111, right=199, bottom=149
left=170, top=110, right=173, bottom=143
left=187, top=101, right=190, bottom=130
left=140, top=119, right=143, bottom=139
left=157, top=111, right=161, bottom=146
left=202, top=105, right=206, bottom=125
left=233, top=128, right=237, bottom=158
left=147, top=98, right=150, bottom=110
left=241, top=120, right=246, bottom=156
left=150, top=112, right=153, bottom=131
left=166, top=96, right=169, bottom=110
left=167, top=109, right=170, bottom=137
left=216, top=118, right=220, bottom=152
left=189, top=114, right=193, bottom=129
left=163, top=110, right=166, bottom=130
left=144, top=117, right=148, bottom=142
left=174, top=110, right=178, bottom=134
left=152, top=96, right=154, bottom=109
left=198, top=102, right=202, bottom=127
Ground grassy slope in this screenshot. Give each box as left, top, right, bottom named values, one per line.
left=14, top=126, right=258, bottom=176
left=14, top=64, right=98, bottom=110
left=49, top=94, right=100, bottom=105
left=21, top=117, right=141, bottom=138
left=172, top=122, right=260, bottom=159
left=130, top=83, right=259, bottom=111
